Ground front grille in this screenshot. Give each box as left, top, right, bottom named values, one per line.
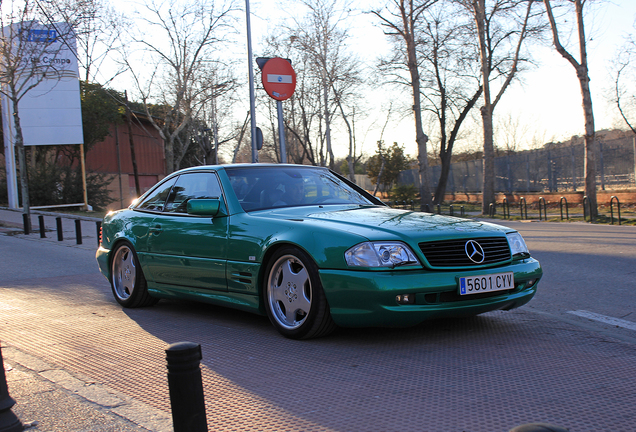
left=418, top=237, right=511, bottom=267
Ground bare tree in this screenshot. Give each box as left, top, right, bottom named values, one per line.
left=416, top=3, right=483, bottom=205
left=288, top=0, right=362, bottom=172
left=372, top=0, right=438, bottom=210
left=259, top=32, right=319, bottom=165
left=455, top=0, right=543, bottom=214
left=544, top=0, right=598, bottom=219
left=495, top=111, right=529, bottom=154
left=613, top=23, right=636, bottom=143
left=36, top=0, right=126, bottom=83
left=0, top=1, right=73, bottom=219
left=122, top=0, right=237, bottom=174
left=614, top=61, right=636, bottom=133
left=260, top=1, right=363, bottom=173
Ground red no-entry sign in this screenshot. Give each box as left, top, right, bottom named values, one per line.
left=260, top=57, right=296, bottom=101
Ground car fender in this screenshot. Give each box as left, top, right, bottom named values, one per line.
left=263, top=220, right=369, bottom=268
left=100, top=210, right=155, bottom=269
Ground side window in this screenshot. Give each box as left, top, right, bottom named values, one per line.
left=164, top=172, right=222, bottom=214
left=136, top=177, right=177, bottom=212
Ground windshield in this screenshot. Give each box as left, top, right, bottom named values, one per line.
left=226, top=166, right=376, bottom=212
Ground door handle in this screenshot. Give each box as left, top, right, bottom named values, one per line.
left=149, top=224, right=163, bottom=235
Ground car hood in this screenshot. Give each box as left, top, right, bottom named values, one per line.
left=263, top=205, right=509, bottom=242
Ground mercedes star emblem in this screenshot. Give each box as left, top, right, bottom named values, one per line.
left=465, top=240, right=485, bottom=263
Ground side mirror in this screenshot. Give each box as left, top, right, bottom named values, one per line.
left=187, top=199, right=225, bottom=217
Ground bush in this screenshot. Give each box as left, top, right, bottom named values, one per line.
left=20, top=147, right=114, bottom=210
left=389, top=184, right=419, bottom=203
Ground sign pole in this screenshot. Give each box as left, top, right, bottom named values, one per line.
left=245, top=0, right=258, bottom=163
left=276, top=100, right=287, bottom=163
left=79, top=143, right=89, bottom=210
left=258, top=57, right=296, bottom=165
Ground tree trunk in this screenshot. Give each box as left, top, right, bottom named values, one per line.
left=435, top=152, right=452, bottom=204
left=233, top=111, right=250, bottom=163
left=580, top=71, right=598, bottom=218
left=125, top=92, right=141, bottom=196
left=164, top=134, right=175, bottom=174
left=373, top=155, right=386, bottom=197
left=434, top=87, right=483, bottom=205
left=403, top=3, right=433, bottom=209
left=544, top=0, right=597, bottom=219
left=332, top=87, right=356, bottom=181
left=473, top=0, right=495, bottom=214
left=481, top=104, right=496, bottom=212
left=322, top=76, right=334, bottom=169
left=11, top=98, right=30, bottom=225
left=576, top=8, right=598, bottom=219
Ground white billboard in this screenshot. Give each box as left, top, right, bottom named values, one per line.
left=2, top=22, right=84, bottom=208
left=1, top=22, right=83, bottom=146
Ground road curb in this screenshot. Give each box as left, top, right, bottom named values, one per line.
left=2, top=344, right=172, bottom=432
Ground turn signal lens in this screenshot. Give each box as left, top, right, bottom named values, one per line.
left=507, top=232, right=529, bottom=256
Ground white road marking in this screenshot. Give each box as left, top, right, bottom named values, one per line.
left=567, top=310, right=636, bottom=331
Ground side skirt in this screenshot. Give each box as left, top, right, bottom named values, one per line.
left=147, top=283, right=264, bottom=315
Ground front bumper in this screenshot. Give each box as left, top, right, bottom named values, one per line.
left=96, top=246, right=110, bottom=281
left=319, top=258, right=542, bottom=328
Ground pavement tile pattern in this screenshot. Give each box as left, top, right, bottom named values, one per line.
left=1, top=270, right=635, bottom=431
left=1, top=209, right=635, bottom=431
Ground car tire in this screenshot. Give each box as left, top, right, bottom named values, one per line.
left=264, top=246, right=337, bottom=339
left=110, top=241, right=158, bottom=308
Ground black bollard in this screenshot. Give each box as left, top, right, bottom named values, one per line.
left=166, top=342, right=207, bottom=432
left=22, top=214, right=30, bottom=235
left=0, top=346, right=23, bottom=432
left=38, top=216, right=46, bottom=238
left=56, top=217, right=63, bottom=241
left=75, top=220, right=82, bottom=245
left=96, top=221, right=101, bottom=247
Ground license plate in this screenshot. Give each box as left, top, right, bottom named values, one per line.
left=459, top=272, right=514, bottom=295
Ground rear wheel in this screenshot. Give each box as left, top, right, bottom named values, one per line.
left=110, top=241, right=158, bottom=308
left=264, top=246, right=336, bottom=339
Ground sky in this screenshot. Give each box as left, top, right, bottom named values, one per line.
left=107, top=0, right=636, bottom=160
left=498, top=0, right=636, bottom=146
left=252, top=0, right=636, bottom=157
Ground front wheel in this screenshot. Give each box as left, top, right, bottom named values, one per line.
left=264, top=246, right=336, bottom=339
left=110, top=241, right=158, bottom=308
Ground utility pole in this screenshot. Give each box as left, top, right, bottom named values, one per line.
left=245, top=0, right=258, bottom=163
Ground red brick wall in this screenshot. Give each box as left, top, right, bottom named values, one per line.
left=86, top=122, right=165, bottom=176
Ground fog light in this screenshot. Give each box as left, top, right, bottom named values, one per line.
left=516, top=279, right=537, bottom=290
left=396, top=294, right=415, bottom=305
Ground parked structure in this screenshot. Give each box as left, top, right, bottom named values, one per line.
left=86, top=114, right=165, bottom=210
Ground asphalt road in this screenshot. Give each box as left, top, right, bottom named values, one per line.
left=1, top=221, right=635, bottom=432
left=501, top=220, right=636, bottom=343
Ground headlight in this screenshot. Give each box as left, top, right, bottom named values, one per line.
left=345, top=242, right=420, bottom=268
left=507, top=232, right=529, bottom=256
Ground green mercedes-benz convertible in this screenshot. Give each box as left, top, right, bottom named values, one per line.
left=96, top=164, right=542, bottom=339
